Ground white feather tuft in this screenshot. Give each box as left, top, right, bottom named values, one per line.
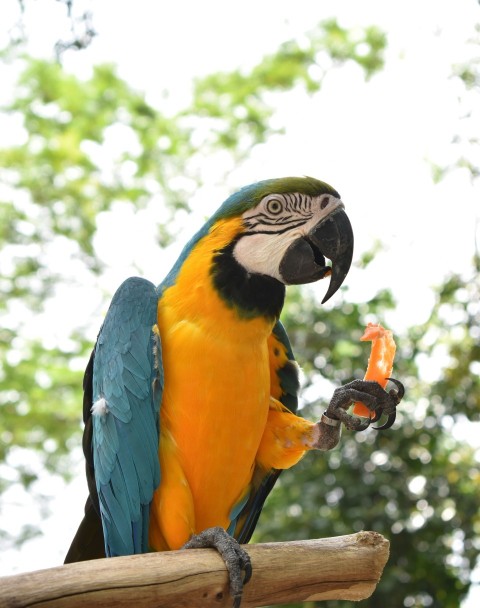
left=91, top=397, right=108, bottom=417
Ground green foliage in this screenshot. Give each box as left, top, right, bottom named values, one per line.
left=0, top=334, right=88, bottom=480
left=0, top=59, right=194, bottom=266
left=434, top=23, right=480, bottom=184
left=192, top=19, right=386, bottom=155
left=453, top=24, right=480, bottom=90
left=320, top=19, right=387, bottom=78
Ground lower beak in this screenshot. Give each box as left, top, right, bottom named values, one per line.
left=279, top=208, right=354, bottom=303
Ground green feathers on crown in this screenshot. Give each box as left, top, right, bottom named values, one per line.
left=212, top=176, right=340, bottom=221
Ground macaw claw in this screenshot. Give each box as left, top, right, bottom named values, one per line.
left=182, top=526, right=252, bottom=608
left=372, top=412, right=396, bottom=430
left=324, top=378, right=405, bottom=432
left=386, top=377, right=405, bottom=400
left=371, top=378, right=405, bottom=430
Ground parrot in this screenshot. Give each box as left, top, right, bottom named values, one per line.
left=65, top=176, right=403, bottom=606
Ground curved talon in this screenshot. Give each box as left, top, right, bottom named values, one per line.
left=370, top=408, right=383, bottom=423
left=386, top=377, right=405, bottom=401
left=372, top=378, right=404, bottom=430
left=355, top=417, right=371, bottom=432
left=373, top=410, right=397, bottom=430
left=243, top=561, right=252, bottom=585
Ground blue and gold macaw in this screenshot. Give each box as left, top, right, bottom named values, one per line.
left=65, top=177, right=402, bottom=606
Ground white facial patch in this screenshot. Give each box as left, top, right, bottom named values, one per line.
left=233, top=192, right=344, bottom=281
left=233, top=231, right=291, bottom=280
left=91, top=397, right=108, bottom=417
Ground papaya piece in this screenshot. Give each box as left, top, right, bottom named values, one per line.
left=352, top=323, right=396, bottom=418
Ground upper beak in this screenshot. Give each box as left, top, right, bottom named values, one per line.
left=279, top=208, right=354, bottom=303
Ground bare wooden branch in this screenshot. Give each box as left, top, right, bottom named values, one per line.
left=0, top=531, right=389, bottom=607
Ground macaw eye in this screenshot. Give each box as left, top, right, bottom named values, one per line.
left=266, top=198, right=283, bottom=215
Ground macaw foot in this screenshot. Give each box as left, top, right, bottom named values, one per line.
left=325, top=378, right=405, bottom=432
left=182, top=526, right=252, bottom=608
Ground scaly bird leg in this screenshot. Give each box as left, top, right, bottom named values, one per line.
left=182, top=526, right=252, bottom=608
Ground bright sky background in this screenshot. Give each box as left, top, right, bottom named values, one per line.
left=1, top=0, right=479, bottom=604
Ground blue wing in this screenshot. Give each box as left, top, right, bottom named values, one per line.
left=231, top=319, right=299, bottom=543
left=269, top=320, right=300, bottom=413
left=90, top=276, right=163, bottom=556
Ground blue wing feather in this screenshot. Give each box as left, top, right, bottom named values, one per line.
left=232, top=319, right=299, bottom=543
left=90, top=276, right=162, bottom=556
left=270, top=320, right=299, bottom=413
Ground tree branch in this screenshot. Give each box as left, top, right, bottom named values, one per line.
left=0, top=532, right=389, bottom=607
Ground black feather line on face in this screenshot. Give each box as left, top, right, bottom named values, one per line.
left=242, top=220, right=306, bottom=237
left=210, top=238, right=285, bottom=321
left=244, top=193, right=314, bottom=231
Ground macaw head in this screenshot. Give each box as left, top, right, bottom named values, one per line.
left=210, top=176, right=354, bottom=304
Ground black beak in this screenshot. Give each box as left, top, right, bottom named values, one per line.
left=279, top=208, right=354, bottom=303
